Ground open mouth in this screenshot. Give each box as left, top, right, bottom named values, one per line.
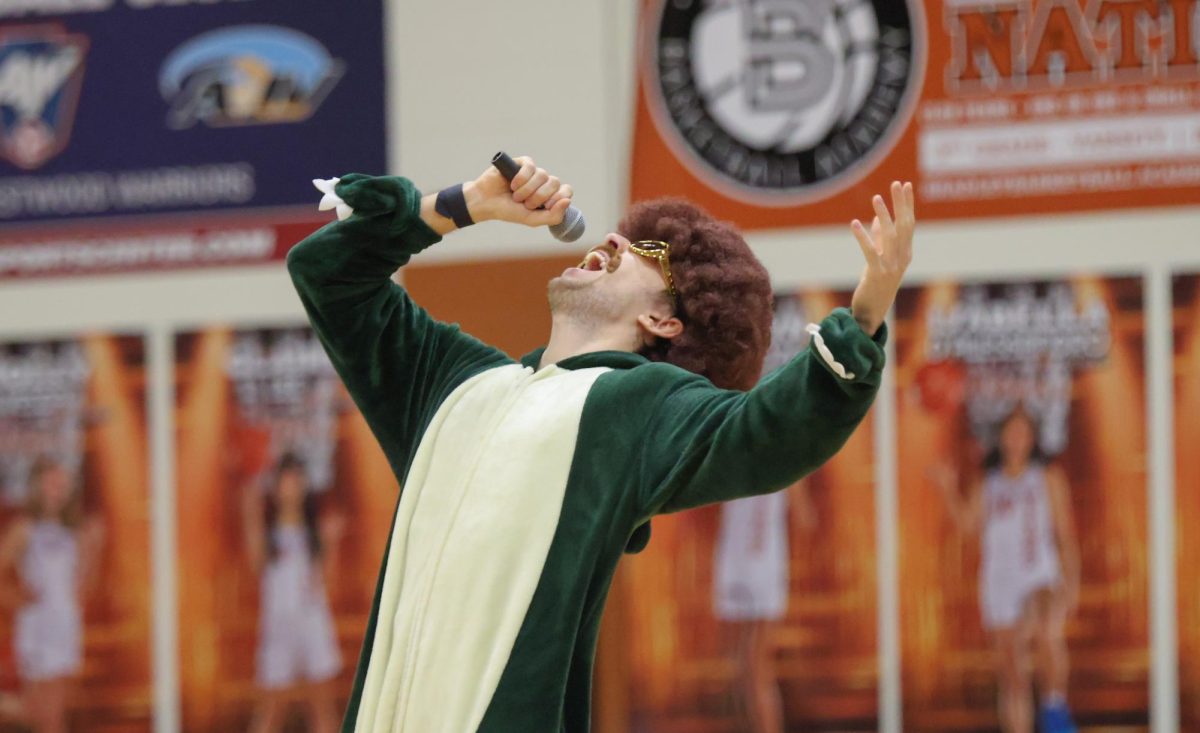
left=577, top=240, right=619, bottom=272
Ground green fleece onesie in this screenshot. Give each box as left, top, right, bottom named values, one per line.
left=286, top=174, right=886, bottom=733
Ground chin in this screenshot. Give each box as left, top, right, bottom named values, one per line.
left=547, top=275, right=590, bottom=297
left=546, top=279, right=577, bottom=314
left=548, top=279, right=615, bottom=320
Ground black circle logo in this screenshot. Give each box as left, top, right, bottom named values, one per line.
left=646, top=0, right=922, bottom=205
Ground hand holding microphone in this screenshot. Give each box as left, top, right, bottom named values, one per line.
left=490, top=152, right=585, bottom=242
left=459, top=152, right=586, bottom=242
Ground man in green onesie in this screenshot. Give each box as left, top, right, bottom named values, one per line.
left=287, top=156, right=915, bottom=733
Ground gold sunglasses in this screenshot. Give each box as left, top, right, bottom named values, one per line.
left=629, top=239, right=677, bottom=302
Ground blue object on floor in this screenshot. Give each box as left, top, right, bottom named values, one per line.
left=1038, top=701, right=1078, bottom=733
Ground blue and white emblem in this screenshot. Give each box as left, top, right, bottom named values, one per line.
left=0, top=25, right=88, bottom=170
left=159, top=25, right=345, bottom=129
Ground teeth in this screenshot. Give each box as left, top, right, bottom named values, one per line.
left=584, top=251, right=606, bottom=271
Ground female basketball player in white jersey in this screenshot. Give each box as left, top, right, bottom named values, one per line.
left=0, top=457, right=103, bottom=733
left=932, top=408, right=1081, bottom=733
left=242, top=452, right=344, bottom=733
left=713, top=482, right=815, bottom=733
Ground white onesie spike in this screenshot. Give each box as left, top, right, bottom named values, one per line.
left=313, top=178, right=354, bottom=221
left=806, top=323, right=856, bottom=381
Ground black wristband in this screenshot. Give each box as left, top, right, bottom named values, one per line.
left=434, top=183, right=474, bottom=229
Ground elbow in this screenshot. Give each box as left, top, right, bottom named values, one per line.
left=286, top=221, right=336, bottom=278
left=285, top=237, right=329, bottom=295
left=285, top=239, right=312, bottom=282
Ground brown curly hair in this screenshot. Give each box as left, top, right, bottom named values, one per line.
left=618, top=198, right=773, bottom=391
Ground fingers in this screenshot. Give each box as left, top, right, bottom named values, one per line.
left=526, top=197, right=571, bottom=227
left=871, top=193, right=895, bottom=236
left=508, top=156, right=536, bottom=192
left=524, top=174, right=561, bottom=210
left=513, top=166, right=550, bottom=206
left=890, top=181, right=906, bottom=226
left=502, top=156, right=574, bottom=227
left=545, top=183, right=574, bottom=210
left=866, top=181, right=916, bottom=265
left=510, top=156, right=568, bottom=210
left=850, top=219, right=878, bottom=263
left=891, top=180, right=916, bottom=229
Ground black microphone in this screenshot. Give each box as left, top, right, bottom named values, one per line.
left=491, top=151, right=586, bottom=243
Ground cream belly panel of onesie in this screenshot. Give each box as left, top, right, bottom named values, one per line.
left=355, top=362, right=610, bottom=733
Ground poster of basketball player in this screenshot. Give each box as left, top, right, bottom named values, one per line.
left=1174, top=272, right=1200, bottom=731
left=174, top=326, right=396, bottom=733
left=0, top=335, right=152, bottom=732
left=615, top=288, right=880, bottom=733
left=895, top=277, right=1149, bottom=732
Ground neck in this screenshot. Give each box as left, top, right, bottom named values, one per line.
left=538, top=315, right=638, bottom=369
left=277, top=505, right=305, bottom=525
left=1002, top=458, right=1027, bottom=476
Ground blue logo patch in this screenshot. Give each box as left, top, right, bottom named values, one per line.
left=159, top=25, right=345, bottom=129
left=0, top=25, right=88, bottom=170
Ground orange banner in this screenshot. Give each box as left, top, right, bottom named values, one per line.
left=630, top=0, right=1200, bottom=227
left=893, top=277, right=1149, bottom=730
left=174, top=326, right=395, bottom=733
left=612, top=289, right=880, bottom=733
left=0, top=335, right=152, bottom=732
left=1175, top=273, right=1200, bottom=730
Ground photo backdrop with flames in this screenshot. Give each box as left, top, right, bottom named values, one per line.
left=173, top=325, right=395, bottom=733
left=894, top=276, right=1150, bottom=731
left=606, top=288, right=881, bottom=733
left=1175, top=272, right=1200, bottom=731
left=0, top=334, right=152, bottom=732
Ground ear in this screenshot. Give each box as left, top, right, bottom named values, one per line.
left=636, top=312, right=684, bottom=342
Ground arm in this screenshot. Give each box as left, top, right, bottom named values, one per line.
left=788, top=480, right=817, bottom=534
left=641, top=308, right=886, bottom=514
left=241, top=482, right=266, bottom=575
left=638, top=181, right=913, bottom=515
left=0, top=520, right=31, bottom=611
left=929, top=464, right=984, bottom=534
left=1046, top=464, right=1080, bottom=610
left=76, top=516, right=105, bottom=600
left=288, top=176, right=508, bottom=476
left=319, top=510, right=346, bottom=589
left=287, top=160, right=573, bottom=477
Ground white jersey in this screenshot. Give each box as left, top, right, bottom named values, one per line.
left=979, top=466, right=1062, bottom=629
left=14, top=520, right=82, bottom=680
left=713, top=492, right=789, bottom=621
left=256, top=524, right=341, bottom=688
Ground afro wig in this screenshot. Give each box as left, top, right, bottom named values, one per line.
left=618, top=198, right=774, bottom=391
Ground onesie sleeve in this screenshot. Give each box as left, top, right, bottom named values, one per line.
left=637, top=308, right=885, bottom=516
left=287, top=175, right=513, bottom=477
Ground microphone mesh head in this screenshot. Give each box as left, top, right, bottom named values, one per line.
left=549, top=206, right=586, bottom=243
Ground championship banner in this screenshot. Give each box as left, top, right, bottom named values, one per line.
left=894, top=277, right=1149, bottom=730
left=1175, top=272, right=1200, bottom=731
left=174, top=325, right=395, bottom=732
left=0, top=0, right=386, bottom=278
left=0, top=335, right=151, bottom=731
left=631, top=0, right=1200, bottom=228
left=616, top=289, right=880, bottom=732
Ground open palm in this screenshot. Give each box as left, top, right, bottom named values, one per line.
left=849, top=181, right=915, bottom=336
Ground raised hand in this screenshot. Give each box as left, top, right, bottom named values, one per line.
left=466, top=156, right=574, bottom=228
left=849, top=180, right=915, bottom=336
